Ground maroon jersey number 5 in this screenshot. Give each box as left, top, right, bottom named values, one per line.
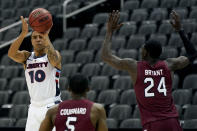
left=65, top=117, right=77, bottom=131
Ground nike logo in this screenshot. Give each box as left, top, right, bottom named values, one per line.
left=27, top=58, right=33, bottom=61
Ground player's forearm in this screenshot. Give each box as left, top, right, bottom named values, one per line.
left=178, top=29, right=197, bottom=62
left=8, top=32, right=26, bottom=58
left=101, top=32, right=113, bottom=61
left=45, top=37, right=58, bottom=61
left=179, top=29, right=196, bottom=55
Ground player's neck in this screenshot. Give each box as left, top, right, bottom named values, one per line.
left=34, top=49, right=46, bottom=57
left=71, top=93, right=86, bottom=100
left=146, top=57, right=159, bottom=65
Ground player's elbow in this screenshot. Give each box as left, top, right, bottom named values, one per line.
left=175, top=56, right=189, bottom=70
left=101, top=51, right=111, bottom=62
left=8, top=50, right=15, bottom=59
left=101, top=53, right=107, bottom=62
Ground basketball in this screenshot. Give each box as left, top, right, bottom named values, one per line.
left=29, top=8, right=53, bottom=33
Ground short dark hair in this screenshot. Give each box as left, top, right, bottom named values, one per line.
left=144, top=39, right=162, bottom=59
left=68, top=73, right=89, bottom=94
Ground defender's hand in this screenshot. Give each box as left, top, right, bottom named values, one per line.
left=170, top=10, right=182, bottom=31
left=107, top=10, right=123, bottom=34
left=20, top=16, right=28, bottom=36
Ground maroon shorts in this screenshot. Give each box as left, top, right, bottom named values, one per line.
left=143, top=117, right=182, bottom=131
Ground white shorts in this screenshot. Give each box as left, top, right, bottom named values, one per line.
left=25, top=97, right=61, bottom=131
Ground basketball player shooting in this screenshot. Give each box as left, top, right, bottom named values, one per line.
left=39, top=74, right=108, bottom=131
left=8, top=16, right=62, bottom=131
left=101, top=10, right=197, bottom=131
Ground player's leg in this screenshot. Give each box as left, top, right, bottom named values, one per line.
left=26, top=104, right=46, bottom=131
left=25, top=105, right=40, bottom=131
left=143, top=117, right=182, bottom=131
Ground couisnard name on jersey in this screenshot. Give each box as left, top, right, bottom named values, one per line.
left=27, top=62, right=48, bottom=69
left=60, top=108, right=87, bottom=116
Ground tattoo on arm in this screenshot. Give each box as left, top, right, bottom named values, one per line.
left=45, top=37, right=60, bottom=64
left=46, top=43, right=58, bottom=61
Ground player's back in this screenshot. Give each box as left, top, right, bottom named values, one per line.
left=55, top=99, right=95, bottom=131
left=134, top=61, right=178, bottom=125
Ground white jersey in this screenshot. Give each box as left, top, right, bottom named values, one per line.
left=25, top=52, right=61, bottom=103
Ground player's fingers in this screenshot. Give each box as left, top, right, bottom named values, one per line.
left=108, top=13, right=112, bottom=23
left=46, top=28, right=51, bottom=34
left=171, top=13, right=177, bottom=20
left=172, top=10, right=179, bottom=19
left=172, top=10, right=178, bottom=18
left=171, top=10, right=176, bottom=14
left=114, top=10, right=120, bottom=24
left=170, top=11, right=177, bottom=19
left=116, top=23, right=123, bottom=29
left=20, top=16, right=24, bottom=22
left=107, top=13, right=110, bottom=21
left=111, top=12, right=114, bottom=21
left=112, top=10, right=119, bottom=25
left=111, top=10, right=115, bottom=21
left=173, top=13, right=178, bottom=19
left=24, top=18, right=28, bottom=23
left=169, top=20, right=174, bottom=26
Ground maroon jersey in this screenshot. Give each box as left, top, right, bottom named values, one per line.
left=55, top=99, right=95, bottom=131
left=134, top=61, right=178, bottom=126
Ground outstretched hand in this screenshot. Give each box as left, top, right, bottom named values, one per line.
left=107, top=10, right=123, bottom=34
left=20, top=16, right=28, bottom=36
left=39, top=28, right=51, bottom=47
left=42, top=28, right=51, bottom=37
left=170, top=10, right=181, bottom=31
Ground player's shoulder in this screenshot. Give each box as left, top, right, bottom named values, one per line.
left=93, top=103, right=103, bottom=108
left=21, top=50, right=31, bottom=63
left=22, top=50, right=31, bottom=56
left=92, top=103, right=105, bottom=114
left=46, top=105, right=59, bottom=117
left=123, top=58, right=137, bottom=65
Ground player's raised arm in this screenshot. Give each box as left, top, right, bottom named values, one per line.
left=170, top=10, right=197, bottom=62
left=8, top=16, right=30, bottom=64
left=42, top=30, right=61, bottom=70
left=166, top=56, right=189, bottom=71
left=101, top=10, right=137, bottom=71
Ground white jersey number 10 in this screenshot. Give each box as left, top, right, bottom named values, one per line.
left=28, top=70, right=46, bottom=83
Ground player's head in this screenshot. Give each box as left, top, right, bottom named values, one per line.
left=31, top=31, right=46, bottom=51
left=141, top=39, right=162, bottom=60
left=68, top=73, right=89, bottom=95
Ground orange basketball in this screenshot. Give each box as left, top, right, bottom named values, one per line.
left=29, top=8, right=53, bottom=33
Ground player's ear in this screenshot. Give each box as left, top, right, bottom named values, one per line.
left=144, top=49, right=148, bottom=57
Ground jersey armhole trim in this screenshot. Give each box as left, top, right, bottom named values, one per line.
left=134, top=61, right=141, bottom=88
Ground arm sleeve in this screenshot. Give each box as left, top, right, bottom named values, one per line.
left=178, top=29, right=197, bottom=62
